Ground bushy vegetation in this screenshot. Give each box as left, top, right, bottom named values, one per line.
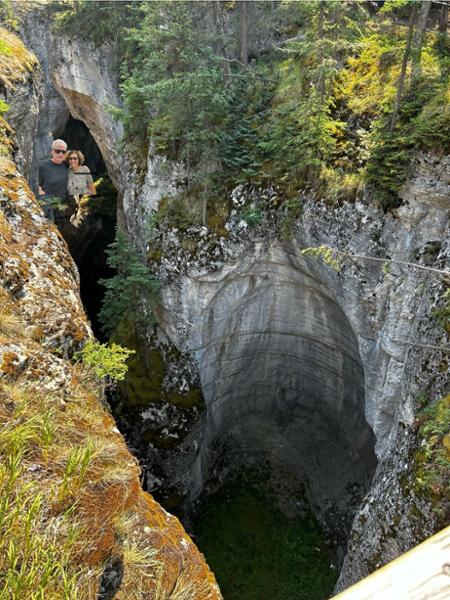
left=194, top=483, right=336, bottom=600
left=414, top=394, right=450, bottom=521
left=52, top=0, right=135, bottom=49
left=77, top=340, right=135, bottom=383
left=54, top=0, right=450, bottom=215
left=99, top=229, right=160, bottom=337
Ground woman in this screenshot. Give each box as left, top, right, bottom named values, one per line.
left=67, top=150, right=96, bottom=197
left=66, top=150, right=96, bottom=227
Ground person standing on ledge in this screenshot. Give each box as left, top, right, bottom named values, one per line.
left=37, top=139, right=69, bottom=221
left=67, top=149, right=96, bottom=228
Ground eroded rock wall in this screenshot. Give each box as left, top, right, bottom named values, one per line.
left=0, top=28, right=221, bottom=600
left=124, top=152, right=450, bottom=588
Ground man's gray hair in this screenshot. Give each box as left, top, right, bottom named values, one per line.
left=52, top=139, right=67, bottom=150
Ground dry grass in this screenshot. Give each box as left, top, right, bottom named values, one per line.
left=0, top=371, right=157, bottom=598
left=0, top=326, right=220, bottom=598
left=0, top=289, right=26, bottom=340
left=0, top=379, right=99, bottom=599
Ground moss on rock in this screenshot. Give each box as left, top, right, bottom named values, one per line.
left=413, top=394, right=450, bottom=523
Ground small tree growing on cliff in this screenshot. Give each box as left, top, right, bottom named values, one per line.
left=99, top=229, right=160, bottom=337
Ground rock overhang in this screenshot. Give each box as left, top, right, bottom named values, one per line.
left=169, top=241, right=378, bottom=526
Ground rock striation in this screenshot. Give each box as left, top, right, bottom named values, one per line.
left=161, top=240, right=377, bottom=529
left=125, top=153, right=450, bottom=589
left=6, top=6, right=449, bottom=592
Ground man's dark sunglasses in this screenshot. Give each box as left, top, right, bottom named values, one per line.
left=53, top=149, right=66, bottom=154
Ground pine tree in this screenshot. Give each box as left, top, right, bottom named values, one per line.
left=99, top=229, right=160, bottom=336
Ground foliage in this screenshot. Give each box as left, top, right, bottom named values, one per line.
left=78, top=340, right=135, bottom=382
left=117, top=0, right=251, bottom=182
left=52, top=0, right=135, bottom=49
left=37, top=195, right=69, bottom=213
left=194, top=483, right=337, bottom=600
left=414, top=395, right=450, bottom=520
left=300, top=245, right=342, bottom=272
left=69, top=0, right=450, bottom=222
left=0, top=99, right=9, bottom=116
left=240, top=204, right=263, bottom=227
left=279, top=196, right=304, bottom=239
left=341, top=13, right=450, bottom=209
left=99, top=229, right=160, bottom=336
left=253, top=1, right=367, bottom=194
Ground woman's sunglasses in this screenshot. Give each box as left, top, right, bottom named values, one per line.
left=69, top=157, right=79, bottom=161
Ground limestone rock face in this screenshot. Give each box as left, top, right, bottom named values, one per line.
left=163, top=241, right=377, bottom=524
left=15, top=5, right=124, bottom=194
left=124, top=152, right=450, bottom=588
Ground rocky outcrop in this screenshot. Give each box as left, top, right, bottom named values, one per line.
left=11, top=4, right=124, bottom=194
left=0, top=29, right=221, bottom=600
left=123, top=152, right=450, bottom=588
left=0, top=26, right=40, bottom=180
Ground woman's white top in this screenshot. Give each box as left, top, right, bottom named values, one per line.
left=67, top=165, right=94, bottom=196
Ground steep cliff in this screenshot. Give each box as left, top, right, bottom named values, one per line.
left=4, top=3, right=449, bottom=595
left=0, top=27, right=221, bottom=600
left=124, top=152, right=450, bottom=588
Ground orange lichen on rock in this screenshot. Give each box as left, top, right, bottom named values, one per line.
left=0, top=122, right=222, bottom=597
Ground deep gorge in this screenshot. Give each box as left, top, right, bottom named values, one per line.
left=44, top=109, right=376, bottom=598
left=2, top=2, right=450, bottom=598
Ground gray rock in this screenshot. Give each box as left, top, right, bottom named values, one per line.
left=126, top=153, right=450, bottom=588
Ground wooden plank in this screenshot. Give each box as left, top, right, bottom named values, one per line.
left=332, top=526, right=450, bottom=600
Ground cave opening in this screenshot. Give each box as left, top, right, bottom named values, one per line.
left=55, top=116, right=117, bottom=339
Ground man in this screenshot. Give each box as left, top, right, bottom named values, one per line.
left=37, top=139, right=69, bottom=220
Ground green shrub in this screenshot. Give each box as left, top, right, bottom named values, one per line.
left=0, top=39, right=12, bottom=56
left=240, top=205, right=263, bottom=227
left=99, top=229, right=160, bottom=336
left=414, top=395, right=450, bottom=520
left=52, top=0, right=133, bottom=48
left=78, top=340, right=135, bottom=382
